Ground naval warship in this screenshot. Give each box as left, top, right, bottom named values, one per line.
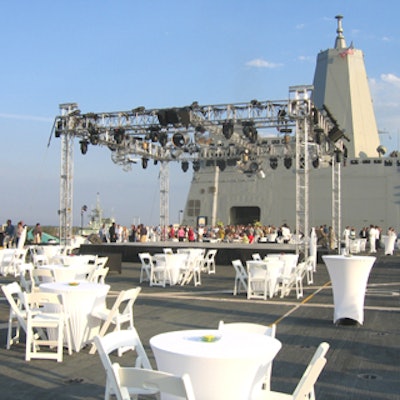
left=181, top=16, right=400, bottom=231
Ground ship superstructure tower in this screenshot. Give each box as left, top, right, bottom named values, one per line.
left=312, top=15, right=380, bottom=158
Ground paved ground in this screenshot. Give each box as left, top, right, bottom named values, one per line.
left=0, top=251, right=399, bottom=399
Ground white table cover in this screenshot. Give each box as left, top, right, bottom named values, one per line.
left=40, top=281, right=109, bottom=351
left=322, top=255, right=376, bottom=324
left=40, top=264, right=94, bottom=282
left=150, top=329, right=281, bottom=400
left=153, top=253, right=188, bottom=285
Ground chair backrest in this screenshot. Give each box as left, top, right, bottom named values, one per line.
left=1, top=282, right=27, bottom=330
left=94, top=328, right=152, bottom=370
left=252, top=253, right=262, bottom=261
left=112, top=287, right=142, bottom=319
left=292, top=342, right=329, bottom=399
left=31, top=268, right=55, bottom=289
left=23, top=290, right=63, bottom=312
left=138, top=252, right=153, bottom=268
left=246, top=261, right=268, bottom=279
left=218, top=320, right=276, bottom=337
left=231, top=259, right=247, bottom=277
left=205, top=249, right=217, bottom=260
left=114, top=365, right=196, bottom=400
left=163, top=248, right=174, bottom=254
left=93, top=329, right=156, bottom=399
left=90, top=267, right=109, bottom=284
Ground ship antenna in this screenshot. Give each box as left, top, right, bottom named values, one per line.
left=334, top=15, right=347, bottom=49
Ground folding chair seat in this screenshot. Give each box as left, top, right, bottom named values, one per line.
left=218, top=321, right=276, bottom=391
left=138, top=252, right=152, bottom=283
left=93, top=329, right=155, bottom=400
left=23, top=291, right=73, bottom=362
left=231, top=259, right=248, bottom=295
left=259, top=342, right=329, bottom=400
left=90, top=287, right=141, bottom=355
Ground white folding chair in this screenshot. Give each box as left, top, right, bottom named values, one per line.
left=252, top=253, right=262, bottom=261
left=93, top=329, right=155, bottom=400
left=218, top=321, right=276, bottom=391
left=138, top=252, right=152, bottom=283
left=261, top=342, right=329, bottom=400
left=231, top=259, right=248, bottom=295
left=305, top=256, right=314, bottom=284
left=278, top=262, right=306, bottom=299
left=90, top=287, right=141, bottom=355
left=202, top=249, right=217, bottom=274
left=180, top=255, right=202, bottom=286
left=31, top=268, right=55, bottom=292
left=23, top=291, right=73, bottom=362
left=151, top=255, right=173, bottom=287
left=89, top=266, right=109, bottom=284
left=113, top=364, right=196, bottom=400
left=247, top=261, right=269, bottom=300
left=2, top=282, right=27, bottom=349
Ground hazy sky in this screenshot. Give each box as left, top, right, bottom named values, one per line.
left=1, top=0, right=399, bottom=228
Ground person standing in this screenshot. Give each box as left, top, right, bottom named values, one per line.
left=109, top=222, right=117, bottom=243
left=368, top=224, right=377, bottom=253
left=33, top=223, right=42, bottom=244
left=3, top=219, right=16, bottom=248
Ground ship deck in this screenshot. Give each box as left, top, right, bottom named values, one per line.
left=0, top=246, right=399, bottom=399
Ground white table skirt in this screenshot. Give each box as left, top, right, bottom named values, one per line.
left=40, top=264, right=94, bottom=282
left=322, top=255, right=376, bottom=324
left=153, top=253, right=188, bottom=285
left=40, top=281, right=109, bottom=351
left=150, top=329, right=281, bottom=400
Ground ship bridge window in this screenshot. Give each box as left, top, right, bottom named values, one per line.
left=187, top=200, right=201, bottom=217
left=230, top=206, right=260, bottom=225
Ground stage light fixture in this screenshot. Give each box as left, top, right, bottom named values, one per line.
left=114, top=128, right=125, bottom=144
left=270, top=157, right=278, bottom=170
left=242, top=122, right=257, bottom=143
left=192, top=160, right=201, bottom=172
left=181, top=161, right=189, bottom=172
left=312, top=157, right=320, bottom=168
left=141, top=157, right=148, bottom=169
left=172, top=132, right=189, bottom=147
left=216, top=159, right=226, bottom=171
left=158, top=131, right=168, bottom=147
left=222, top=121, right=234, bottom=139
left=79, top=139, right=89, bottom=155
left=284, top=156, right=292, bottom=169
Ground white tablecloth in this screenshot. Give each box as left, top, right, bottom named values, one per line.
left=150, top=329, right=281, bottom=400
left=40, top=264, right=94, bottom=282
left=322, top=255, right=376, bottom=325
left=153, top=253, right=188, bottom=285
left=40, top=281, right=109, bottom=351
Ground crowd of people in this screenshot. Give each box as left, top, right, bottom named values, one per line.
left=0, top=219, right=42, bottom=248
left=93, top=220, right=397, bottom=254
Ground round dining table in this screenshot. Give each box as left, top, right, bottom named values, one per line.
left=322, top=255, right=376, bottom=325
left=40, top=281, right=110, bottom=351
left=150, top=329, right=282, bottom=400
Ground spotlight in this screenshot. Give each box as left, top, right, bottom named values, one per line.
left=284, top=157, right=292, bottom=169
left=158, top=131, right=168, bottom=147
left=222, top=121, right=234, bottom=139
left=55, top=120, right=63, bottom=137
left=242, top=122, right=257, bottom=143
left=141, top=157, right=148, bottom=169
left=114, top=128, right=125, bottom=144
left=248, top=162, right=259, bottom=173
left=335, top=151, right=341, bottom=163
left=192, top=160, right=201, bottom=172
left=312, top=157, right=320, bottom=168
left=181, top=161, right=189, bottom=172
left=80, top=139, right=89, bottom=155
left=172, top=133, right=189, bottom=147
left=216, top=159, right=226, bottom=171
left=150, top=126, right=160, bottom=142
left=270, top=157, right=278, bottom=170
left=88, top=124, right=99, bottom=145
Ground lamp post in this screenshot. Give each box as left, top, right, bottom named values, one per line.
left=178, top=210, right=183, bottom=225
left=80, top=205, right=87, bottom=235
